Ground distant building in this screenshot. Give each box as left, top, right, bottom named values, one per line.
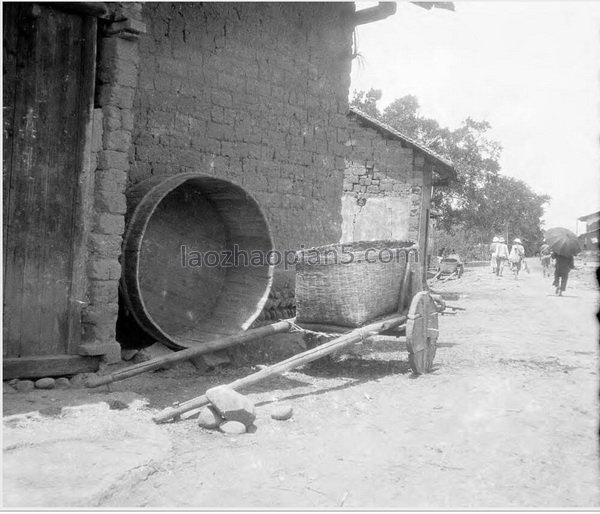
left=577, top=210, right=600, bottom=258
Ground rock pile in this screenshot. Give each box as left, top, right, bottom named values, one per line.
left=3, top=373, right=101, bottom=392
left=197, top=387, right=256, bottom=434
left=197, top=387, right=294, bottom=434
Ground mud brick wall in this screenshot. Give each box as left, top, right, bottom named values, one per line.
left=342, top=113, right=433, bottom=261
left=130, top=3, right=355, bottom=254
left=80, top=3, right=145, bottom=360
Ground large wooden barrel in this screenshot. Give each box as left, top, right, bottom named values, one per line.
left=121, top=173, right=274, bottom=350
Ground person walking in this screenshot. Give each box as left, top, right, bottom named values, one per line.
left=490, top=236, right=500, bottom=273
left=508, top=238, right=525, bottom=279
left=551, top=252, right=575, bottom=296
left=494, top=237, right=509, bottom=276
left=540, top=241, right=552, bottom=278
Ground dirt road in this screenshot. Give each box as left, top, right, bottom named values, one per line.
left=3, top=259, right=599, bottom=508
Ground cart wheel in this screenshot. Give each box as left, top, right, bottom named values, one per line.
left=406, top=291, right=439, bottom=374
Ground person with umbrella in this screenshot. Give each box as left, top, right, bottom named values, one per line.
left=545, top=227, right=581, bottom=296
left=539, top=240, right=552, bottom=278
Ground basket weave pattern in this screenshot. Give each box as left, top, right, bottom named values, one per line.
left=295, top=240, right=418, bottom=327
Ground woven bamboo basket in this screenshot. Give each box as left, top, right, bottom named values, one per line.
left=295, top=240, right=418, bottom=327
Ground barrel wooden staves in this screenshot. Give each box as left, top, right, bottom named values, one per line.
left=120, top=173, right=274, bottom=350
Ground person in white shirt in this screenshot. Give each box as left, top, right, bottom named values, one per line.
left=494, top=237, right=509, bottom=276
left=509, top=238, right=525, bottom=278
left=490, top=236, right=500, bottom=273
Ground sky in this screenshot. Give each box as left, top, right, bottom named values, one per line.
left=350, top=1, right=600, bottom=233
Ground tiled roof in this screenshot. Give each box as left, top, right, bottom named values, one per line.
left=349, top=107, right=456, bottom=182
left=577, top=210, right=600, bottom=223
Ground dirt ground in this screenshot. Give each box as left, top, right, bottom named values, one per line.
left=3, top=258, right=599, bottom=509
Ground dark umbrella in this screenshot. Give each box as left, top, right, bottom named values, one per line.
left=544, top=227, right=582, bottom=257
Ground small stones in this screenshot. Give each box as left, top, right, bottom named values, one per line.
left=219, top=420, right=247, bottom=435
left=131, top=343, right=173, bottom=369
left=107, top=399, right=128, bottom=410
left=121, top=349, right=139, bottom=361
left=3, top=382, right=16, bottom=394
left=34, top=378, right=56, bottom=390
left=39, top=406, right=63, bottom=417
left=271, top=404, right=293, bottom=421
left=198, top=406, right=223, bottom=429
left=14, top=380, right=34, bottom=392
left=55, top=377, right=71, bottom=389
left=131, top=349, right=151, bottom=364
left=206, top=386, right=256, bottom=428
left=69, top=373, right=97, bottom=388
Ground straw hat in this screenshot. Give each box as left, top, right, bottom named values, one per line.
left=492, top=236, right=499, bottom=242
left=514, top=238, right=522, bottom=244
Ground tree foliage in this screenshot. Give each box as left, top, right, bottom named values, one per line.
left=350, top=89, right=550, bottom=254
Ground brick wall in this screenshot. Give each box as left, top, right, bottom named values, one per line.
left=80, top=3, right=146, bottom=361
left=130, top=2, right=355, bottom=253
left=342, top=113, right=433, bottom=260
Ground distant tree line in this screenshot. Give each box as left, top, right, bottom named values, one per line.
left=351, top=89, right=550, bottom=256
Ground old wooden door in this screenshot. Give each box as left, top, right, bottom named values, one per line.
left=3, top=4, right=96, bottom=367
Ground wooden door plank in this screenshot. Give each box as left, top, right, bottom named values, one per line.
left=21, top=6, right=57, bottom=357
left=35, top=9, right=78, bottom=355
left=2, top=4, right=19, bottom=261
left=2, top=3, right=19, bottom=357
left=3, top=5, right=40, bottom=357
left=66, top=14, right=97, bottom=354
left=3, top=355, right=100, bottom=380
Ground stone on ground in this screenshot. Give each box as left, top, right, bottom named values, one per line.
left=54, top=377, right=71, bottom=389
left=132, top=343, right=173, bottom=368
left=120, top=349, right=139, bottom=361
left=3, top=382, right=16, bottom=393
left=206, top=386, right=256, bottom=427
left=219, top=420, right=247, bottom=435
left=14, top=380, right=34, bottom=392
left=190, top=350, right=232, bottom=372
left=271, top=404, right=293, bottom=421
left=69, top=373, right=97, bottom=388
left=35, top=378, right=56, bottom=390
left=197, top=406, right=223, bottom=429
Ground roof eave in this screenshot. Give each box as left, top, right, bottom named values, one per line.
left=349, top=107, right=457, bottom=183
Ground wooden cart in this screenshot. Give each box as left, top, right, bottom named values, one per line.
left=87, top=247, right=444, bottom=423
left=436, top=254, right=464, bottom=279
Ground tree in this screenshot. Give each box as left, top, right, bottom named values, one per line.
left=474, top=175, right=550, bottom=253
left=350, top=88, right=382, bottom=118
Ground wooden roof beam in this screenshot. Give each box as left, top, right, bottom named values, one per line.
left=47, top=2, right=111, bottom=19
left=353, top=2, right=397, bottom=26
